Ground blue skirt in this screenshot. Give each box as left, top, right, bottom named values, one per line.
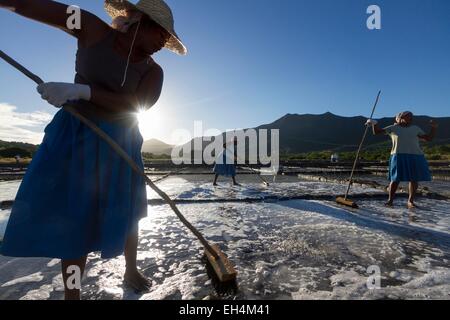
left=213, top=154, right=236, bottom=177
left=388, top=153, right=432, bottom=182
left=0, top=109, right=148, bottom=259
left=213, top=164, right=236, bottom=177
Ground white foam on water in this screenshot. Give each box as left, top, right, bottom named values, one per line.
left=47, top=259, right=60, bottom=268
left=291, top=268, right=450, bottom=300
left=0, top=209, right=10, bottom=241
left=20, top=284, right=53, bottom=300
left=146, top=178, right=384, bottom=201
left=0, top=178, right=449, bottom=300
left=0, top=180, right=21, bottom=202
left=1, top=272, right=44, bottom=287
left=360, top=198, right=450, bottom=234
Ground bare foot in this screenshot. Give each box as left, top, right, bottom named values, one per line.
left=407, top=201, right=417, bottom=210
left=213, top=182, right=218, bottom=186
left=124, top=269, right=151, bottom=293
left=384, top=201, right=394, bottom=207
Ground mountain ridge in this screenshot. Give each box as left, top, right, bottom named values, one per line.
left=2, top=113, right=449, bottom=156
left=141, top=138, right=174, bottom=155
left=183, top=112, right=450, bottom=154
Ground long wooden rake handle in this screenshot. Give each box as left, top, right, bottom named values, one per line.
left=224, top=147, right=270, bottom=186
left=0, top=50, right=219, bottom=259
left=151, top=167, right=185, bottom=184
left=240, top=165, right=270, bottom=186
left=344, top=91, right=381, bottom=200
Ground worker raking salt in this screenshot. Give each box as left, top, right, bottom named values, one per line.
left=367, top=111, right=439, bottom=209
left=0, top=0, right=186, bottom=300
left=213, top=138, right=241, bottom=187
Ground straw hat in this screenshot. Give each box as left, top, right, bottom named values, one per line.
left=104, top=0, right=187, bottom=55
left=395, top=111, right=413, bottom=123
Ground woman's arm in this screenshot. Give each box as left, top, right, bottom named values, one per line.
left=418, top=120, right=438, bottom=142
left=90, top=64, right=164, bottom=113
left=372, top=124, right=386, bottom=135
left=0, top=0, right=107, bottom=43
left=365, top=119, right=385, bottom=135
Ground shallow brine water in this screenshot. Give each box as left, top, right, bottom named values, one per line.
left=0, top=176, right=449, bottom=300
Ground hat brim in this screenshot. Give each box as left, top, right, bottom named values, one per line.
left=104, top=0, right=187, bottom=55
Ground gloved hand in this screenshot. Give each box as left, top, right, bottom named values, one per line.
left=365, top=119, right=378, bottom=127
left=37, top=82, right=91, bottom=108
left=430, top=120, right=439, bottom=129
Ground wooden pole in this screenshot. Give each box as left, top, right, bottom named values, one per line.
left=344, top=91, right=381, bottom=200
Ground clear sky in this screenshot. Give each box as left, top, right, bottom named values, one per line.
left=1, top=0, right=449, bottom=144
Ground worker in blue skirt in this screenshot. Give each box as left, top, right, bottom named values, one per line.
left=0, top=0, right=186, bottom=300
left=367, top=111, right=438, bottom=209
left=213, top=138, right=240, bottom=186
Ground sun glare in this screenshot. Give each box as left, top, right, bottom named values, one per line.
left=137, top=107, right=165, bottom=142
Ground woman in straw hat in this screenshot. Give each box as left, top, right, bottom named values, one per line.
left=366, top=111, right=438, bottom=209
left=0, top=0, right=186, bottom=299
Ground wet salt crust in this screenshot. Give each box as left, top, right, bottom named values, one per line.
left=0, top=177, right=449, bottom=300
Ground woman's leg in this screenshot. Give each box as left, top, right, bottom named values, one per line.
left=408, top=182, right=419, bottom=208
left=232, top=175, right=240, bottom=186
left=61, top=256, right=87, bottom=300
left=386, top=181, right=399, bottom=206
left=213, top=174, right=219, bottom=186
left=124, top=228, right=151, bottom=292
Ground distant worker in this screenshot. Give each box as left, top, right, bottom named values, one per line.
left=14, top=155, right=21, bottom=165
left=213, top=138, right=240, bottom=186
left=331, top=153, right=339, bottom=163
left=366, top=111, right=438, bottom=209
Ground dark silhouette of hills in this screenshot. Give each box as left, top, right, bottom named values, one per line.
left=182, top=112, right=450, bottom=154
left=141, top=139, right=174, bottom=155
left=0, top=140, right=39, bottom=157
left=256, top=112, right=449, bottom=153
left=3, top=112, right=448, bottom=156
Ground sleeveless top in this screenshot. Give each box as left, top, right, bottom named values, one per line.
left=74, top=29, right=155, bottom=126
